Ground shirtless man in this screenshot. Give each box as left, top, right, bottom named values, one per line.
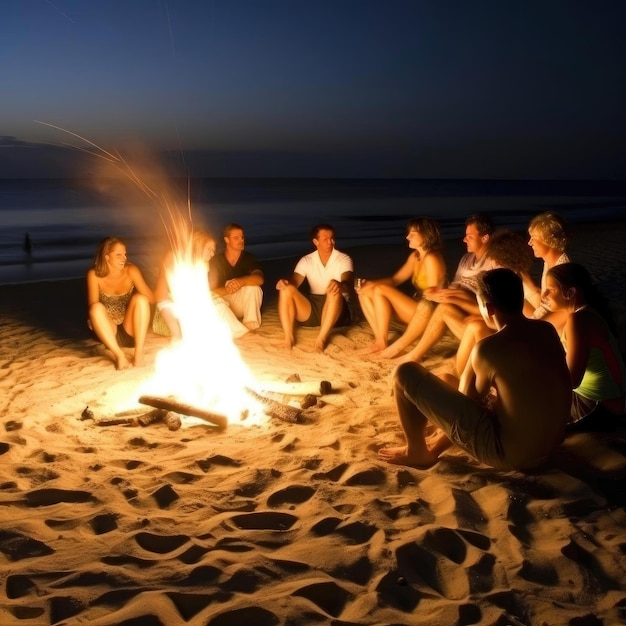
left=379, top=268, right=571, bottom=470
left=379, top=213, right=496, bottom=362
left=276, top=223, right=354, bottom=352
left=209, top=223, right=264, bottom=330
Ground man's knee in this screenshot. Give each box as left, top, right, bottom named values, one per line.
left=279, top=284, right=298, bottom=299
left=394, top=361, right=428, bottom=392
left=241, top=285, right=262, bottom=301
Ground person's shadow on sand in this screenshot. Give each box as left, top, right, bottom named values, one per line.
left=1, top=279, right=93, bottom=344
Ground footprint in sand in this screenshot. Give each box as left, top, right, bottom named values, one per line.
left=230, top=511, right=298, bottom=531
left=150, top=483, right=180, bottom=508
left=335, top=520, right=379, bottom=544
left=24, top=488, right=94, bottom=507
left=267, top=484, right=316, bottom=507
left=292, top=580, right=352, bottom=618
left=395, top=540, right=469, bottom=600
left=166, top=592, right=220, bottom=621
left=206, top=606, right=279, bottom=626
left=197, top=454, right=242, bottom=472
left=330, top=554, right=373, bottom=585
left=134, top=531, right=190, bottom=554
left=0, top=530, right=54, bottom=560
left=343, top=466, right=386, bottom=486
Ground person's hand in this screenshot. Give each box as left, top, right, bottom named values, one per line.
left=424, top=287, right=446, bottom=303
left=326, top=279, right=341, bottom=296
left=276, top=278, right=289, bottom=291
left=225, top=278, right=244, bottom=293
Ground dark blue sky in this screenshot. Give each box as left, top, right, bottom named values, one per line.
left=2, top=0, right=625, bottom=178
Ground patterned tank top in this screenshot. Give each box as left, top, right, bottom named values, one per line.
left=99, top=285, right=134, bottom=325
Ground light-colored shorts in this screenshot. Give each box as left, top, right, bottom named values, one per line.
left=395, top=363, right=506, bottom=469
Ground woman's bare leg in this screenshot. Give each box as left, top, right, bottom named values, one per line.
left=124, top=293, right=151, bottom=367
left=89, top=302, right=129, bottom=370
left=378, top=299, right=435, bottom=359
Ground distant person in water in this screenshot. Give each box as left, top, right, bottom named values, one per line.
left=23, top=232, right=32, bottom=256
left=356, top=217, right=447, bottom=354
left=543, top=263, right=625, bottom=429
left=276, top=223, right=354, bottom=352
left=209, top=223, right=264, bottom=331
left=379, top=268, right=571, bottom=470
left=87, top=237, right=154, bottom=370
left=154, top=229, right=250, bottom=341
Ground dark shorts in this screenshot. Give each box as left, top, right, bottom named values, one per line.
left=300, top=294, right=352, bottom=328
left=116, top=324, right=135, bottom=348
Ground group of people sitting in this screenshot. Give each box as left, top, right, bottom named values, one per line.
left=87, top=212, right=625, bottom=472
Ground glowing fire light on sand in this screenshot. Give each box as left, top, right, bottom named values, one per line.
left=34, top=121, right=271, bottom=426
left=136, top=243, right=268, bottom=428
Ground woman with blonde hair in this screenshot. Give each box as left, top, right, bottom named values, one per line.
left=87, top=237, right=154, bottom=370
left=524, top=211, right=571, bottom=327
left=356, top=217, right=446, bottom=354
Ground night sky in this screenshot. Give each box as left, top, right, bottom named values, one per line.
left=2, top=0, right=625, bottom=178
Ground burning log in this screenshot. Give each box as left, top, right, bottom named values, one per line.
left=138, top=409, right=166, bottom=427
left=164, top=411, right=182, bottom=431
left=138, top=395, right=228, bottom=429
left=300, top=394, right=317, bottom=409
left=257, top=380, right=333, bottom=397
left=244, top=387, right=303, bottom=423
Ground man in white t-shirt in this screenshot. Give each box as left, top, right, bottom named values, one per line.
left=276, top=224, right=354, bottom=352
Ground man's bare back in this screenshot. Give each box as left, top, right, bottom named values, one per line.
left=470, top=318, right=571, bottom=468
left=379, top=268, right=572, bottom=471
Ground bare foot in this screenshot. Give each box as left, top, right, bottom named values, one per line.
left=114, top=353, right=131, bottom=370
left=392, top=352, right=416, bottom=365
left=244, top=321, right=260, bottom=331
left=133, top=353, right=145, bottom=368
left=313, top=340, right=326, bottom=353
left=378, top=444, right=439, bottom=468
left=378, top=346, right=401, bottom=360
left=280, top=337, right=294, bottom=350
left=356, top=342, right=386, bottom=356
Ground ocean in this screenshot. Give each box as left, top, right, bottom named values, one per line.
left=1, top=177, right=625, bottom=286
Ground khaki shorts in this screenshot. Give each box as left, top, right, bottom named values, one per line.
left=395, top=363, right=506, bottom=469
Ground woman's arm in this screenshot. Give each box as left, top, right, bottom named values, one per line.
left=422, top=252, right=447, bottom=289
left=128, top=264, right=155, bottom=304
left=564, top=313, right=591, bottom=388
left=86, top=269, right=100, bottom=307
left=388, top=254, right=416, bottom=287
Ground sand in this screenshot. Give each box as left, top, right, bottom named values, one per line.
left=1, top=220, right=626, bottom=626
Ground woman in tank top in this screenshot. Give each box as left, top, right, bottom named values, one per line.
left=87, top=237, right=154, bottom=370
left=544, top=262, right=625, bottom=429
left=355, top=217, right=446, bottom=354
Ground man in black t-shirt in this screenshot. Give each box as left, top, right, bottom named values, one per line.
left=209, top=223, right=264, bottom=330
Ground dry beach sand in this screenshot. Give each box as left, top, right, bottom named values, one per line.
left=1, top=220, right=626, bottom=625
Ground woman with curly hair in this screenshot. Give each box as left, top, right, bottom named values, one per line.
left=87, top=237, right=154, bottom=370
left=544, top=263, right=625, bottom=429
left=356, top=217, right=447, bottom=354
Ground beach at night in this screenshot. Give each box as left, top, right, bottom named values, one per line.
left=1, top=218, right=625, bottom=625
